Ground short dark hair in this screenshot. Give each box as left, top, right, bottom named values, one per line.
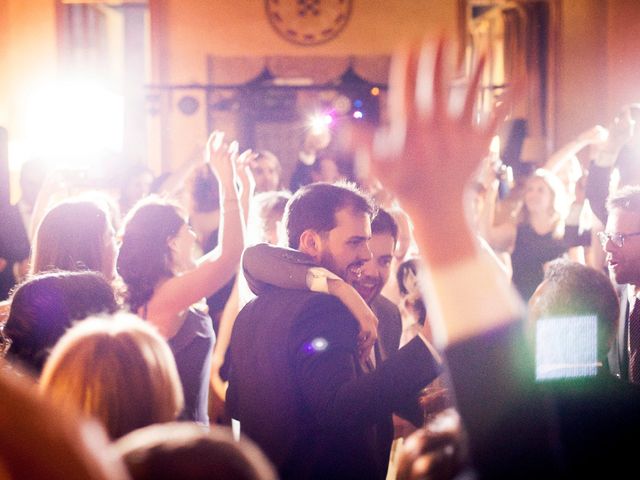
left=606, top=185, right=640, bottom=213
left=4, top=270, right=118, bottom=375
left=283, top=182, right=375, bottom=249
left=529, top=258, right=619, bottom=360
left=371, top=207, right=398, bottom=244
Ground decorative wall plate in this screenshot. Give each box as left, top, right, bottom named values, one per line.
left=265, top=0, right=353, bottom=46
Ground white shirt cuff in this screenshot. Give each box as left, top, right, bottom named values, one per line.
left=306, top=267, right=341, bottom=294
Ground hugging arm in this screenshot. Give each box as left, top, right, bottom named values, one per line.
left=242, top=242, right=378, bottom=357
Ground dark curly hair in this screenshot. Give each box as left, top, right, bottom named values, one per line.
left=117, top=197, right=185, bottom=313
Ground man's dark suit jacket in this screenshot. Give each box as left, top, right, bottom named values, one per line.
left=370, top=295, right=402, bottom=361
left=226, top=288, right=440, bottom=479
left=446, top=321, right=640, bottom=479
left=609, top=287, right=630, bottom=381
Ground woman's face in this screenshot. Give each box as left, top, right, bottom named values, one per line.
left=524, top=177, right=554, bottom=215
left=169, top=222, right=197, bottom=273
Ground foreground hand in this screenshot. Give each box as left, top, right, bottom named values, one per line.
left=370, top=38, right=500, bottom=225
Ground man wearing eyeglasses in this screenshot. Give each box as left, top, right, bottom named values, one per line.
left=599, top=186, right=640, bottom=383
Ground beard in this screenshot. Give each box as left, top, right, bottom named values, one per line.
left=319, top=249, right=369, bottom=297
left=319, top=249, right=348, bottom=281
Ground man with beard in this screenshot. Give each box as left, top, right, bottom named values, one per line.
left=241, top=207, right=404, bottom=361
left=599, top=186, right=640, bottom=383
left=226, top=182, right=441, bottom=480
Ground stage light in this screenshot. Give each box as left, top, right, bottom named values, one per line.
left=24, top=78, right=123, bottom=169
left=370, top=87, right=380, bottom=96
left=309, top=112, right=333, bottom=134
left=353, top=110, right=363, bottom=119
left=353, top=99, right=363, bottom=108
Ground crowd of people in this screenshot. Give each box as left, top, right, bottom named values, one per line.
left=1, top=36, right=640, bottom=479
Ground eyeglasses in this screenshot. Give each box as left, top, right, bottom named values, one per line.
left=597, top=231, right=640, bottom=248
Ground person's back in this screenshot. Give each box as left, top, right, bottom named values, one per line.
left=527, top=258, right=640, bottom=476
left=228, top=285, right=436, bottom=479
left=228, top=288, right=374, bottom=478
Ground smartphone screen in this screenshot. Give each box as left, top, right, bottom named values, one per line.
left=535, top=314, right=599, bottom=381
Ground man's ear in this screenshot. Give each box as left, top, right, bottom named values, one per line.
left=299, top=230, right=323, bottom=257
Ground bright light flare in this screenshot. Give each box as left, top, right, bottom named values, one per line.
left=24, top=78, right=123, bottom=168
left=489, top=135, right=500, bottom=156
left=309, top=113, right=333, bottom=134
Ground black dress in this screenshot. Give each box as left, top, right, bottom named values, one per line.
left=510, top=223, right=584, bottom=301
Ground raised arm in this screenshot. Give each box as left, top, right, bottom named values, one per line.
left=150, top=132, right=245, bottom=332
left=365, top=37, right=573, bottom=478
left=544, top=125, right=607, bottom=174
left=367, top=37, right=523, bottom=343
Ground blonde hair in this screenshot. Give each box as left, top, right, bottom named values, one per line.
left=39, top=312, right=183, bottom=439
left=520, top=168, right=568, bottom=238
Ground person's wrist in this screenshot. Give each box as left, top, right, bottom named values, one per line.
left=306, top=267, right=341, bottom=293
left=594, top=149, right=618, bottom=168
left=411, top=210, right=477, bottom=269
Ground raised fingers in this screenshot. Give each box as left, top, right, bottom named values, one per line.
left=461, top=54, right=486, bottom=123
left=432, top=38, right=448, bottom=121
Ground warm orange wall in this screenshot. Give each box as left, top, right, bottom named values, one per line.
left=0, top=0, right=57, bottom=128
left=153, top=0, right=457, bottom=83
left=554, top=0, right=640, bottom=147
left=0, top=0, right=57, bottom=202
left=149, top=0, right=458, bottom=171
left=554, top=0, right=608, bottom=147
left=606, top=0, right=640, bottom=119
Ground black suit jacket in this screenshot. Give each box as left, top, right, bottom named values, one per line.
left=370, top=295, right=402, bottom=362
left=609, top=287, right=630, bottom=381
left=446, top=321, right=640, bottom=479
left=0, top=204, right=30, bottom=300
left=227, top=288, right=440, bottom=479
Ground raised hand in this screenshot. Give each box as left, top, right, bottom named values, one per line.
left=577, top=125, right=609, bottom=146
left=371, top=38, right=497, bottom=222
left=235, top=149, right=257, bottom=199
left=367, top=38, right=510, bottom=266
left=206, top=130, right=238, bottom=192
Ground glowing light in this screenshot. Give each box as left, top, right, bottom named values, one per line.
left=309, top=113, right=333, bottom=134
left=303, top=337, right=329, bottom=354
left=489, top=135, right=501, bottom=155
left=24, top=78, right=123, bottom=169
left=370, top=87, right=380, bottom=96
left=311, top=337, right=328, bottom=351
left=353, top=99, right=363, bottom=108
left=352, top=110, right=363, bottom=119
